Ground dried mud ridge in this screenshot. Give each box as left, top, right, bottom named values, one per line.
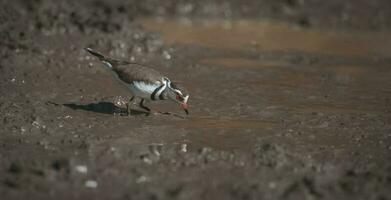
left=1, top=0, right=391, bottom=199
left=3, top=142, right=391, bottom=199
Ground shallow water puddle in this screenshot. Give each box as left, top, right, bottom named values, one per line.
left=248, top=71, right=320, bottom=89
left=139, top=18, right=391, bottom=57
left=199, top=58, right=290, bottom=69
left=137, top=17, right=391, bottom=152
left=174, top=117, right=278, bottom=151
left=286, top=103, right=385, bottom=114
left=178, top=117, right=276, bottom=130
left=247, top=65, right=367, bottom=90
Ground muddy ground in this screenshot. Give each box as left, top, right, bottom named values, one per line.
left=1, top=0, right=391, bottom=199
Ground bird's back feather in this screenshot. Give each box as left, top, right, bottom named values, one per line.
left=85, top=48, right=165, bottom=85
left=114, top=64, right=164, bottom=85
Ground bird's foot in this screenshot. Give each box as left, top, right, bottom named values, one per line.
left=126, top=103, right=131, bottom=116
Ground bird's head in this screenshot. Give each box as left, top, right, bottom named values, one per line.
left=166, top=81, right=190, bottom=115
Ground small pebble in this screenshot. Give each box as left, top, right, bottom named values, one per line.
left=136, top=176, right=147, bottom=183
left=85, top=180, right=98, bottom=188
left=75, top=165, right=88, bottom=174
left=162, top=50, right=171, bottom=60
left=268, top=182, right=277, bottom=189
left=180, top=143, right=187, bottom=152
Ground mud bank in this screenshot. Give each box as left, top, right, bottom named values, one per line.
left=0, top=0, right=391, bottom=199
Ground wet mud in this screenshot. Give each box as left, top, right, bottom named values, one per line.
left=1, top=0, right=391, bottom=199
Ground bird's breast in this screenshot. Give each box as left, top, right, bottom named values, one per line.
left=128, top=81, right=161, bottom=99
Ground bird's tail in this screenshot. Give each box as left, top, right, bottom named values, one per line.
left=84, top=48, right=129, bottom=69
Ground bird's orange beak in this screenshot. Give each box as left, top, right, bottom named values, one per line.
left=181, top=103, right=189, bottom=115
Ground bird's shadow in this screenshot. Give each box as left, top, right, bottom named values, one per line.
left=61, top=101, right=148, bottom=116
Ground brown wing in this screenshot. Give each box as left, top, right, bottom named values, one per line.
left=113, top=64, right=164, bottom=85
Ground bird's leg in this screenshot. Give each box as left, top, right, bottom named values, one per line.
left=126, top=96, right=135, bottom=116
left=139, top=99, right=151, bottom=113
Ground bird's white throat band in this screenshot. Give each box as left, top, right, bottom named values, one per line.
left=151, top=78, right=169, bottom=100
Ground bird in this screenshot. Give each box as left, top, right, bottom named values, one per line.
left=84, top=48, right=189, bottom=115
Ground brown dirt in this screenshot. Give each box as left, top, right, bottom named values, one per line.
left=1, top=0, right=391, bottom=199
